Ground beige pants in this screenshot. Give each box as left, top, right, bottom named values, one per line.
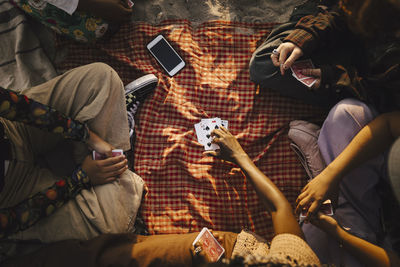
left=0, top=63, right=144, bottom=242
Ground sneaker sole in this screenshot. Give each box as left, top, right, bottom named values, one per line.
left=125, top=74, right=158, bottom=99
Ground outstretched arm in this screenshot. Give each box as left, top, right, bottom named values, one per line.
left=296, top=111, right=400, bottom=219
left=205, top=127, right=304, bottom=239
left=311, top=214, right=400, bottom=267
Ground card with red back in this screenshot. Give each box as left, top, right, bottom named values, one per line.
left=290, top=59, right=315, bottom=80
left=93, top=149, right=123, bottom=160
left=192, top=227, right=225, bottom=262
left=126, top=0, right=134, bottom=8
left=299, top=76, right=317, bottom=88
left=92, top=151, right=106, bottom=160
left=111, top=149, right=123, bottom=157
left=299, top=199, right=333, bottom=223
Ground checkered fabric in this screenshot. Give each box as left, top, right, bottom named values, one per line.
left=56, top=20, right=324, bottom=239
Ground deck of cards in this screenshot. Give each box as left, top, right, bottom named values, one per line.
left=290, top=59, right=317, bottom=88
left=192, top=227, right=225, bottom=262
left=92, top=149, right=124, bottom=160
left=194, top=117, right=229, bottom=151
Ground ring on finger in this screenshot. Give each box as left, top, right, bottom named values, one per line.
left=194, top=246, right=202, bottom=255
left=272, top=49, right=279, bottom=55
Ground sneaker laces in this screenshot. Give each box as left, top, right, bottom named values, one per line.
left=127, top=100, right=140, bottom=137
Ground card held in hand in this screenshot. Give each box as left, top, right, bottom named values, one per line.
left=299, top=199, right=333, bottom=223
left=93, top=149, right=123, bottom=160
left=290, top=59, right=317, bottom=88
left=194, top=117, right=229, bottom=151
left=192, top=227, right=225, bottom=262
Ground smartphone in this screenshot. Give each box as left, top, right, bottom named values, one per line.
left=147, top=35, right=185, bottom=76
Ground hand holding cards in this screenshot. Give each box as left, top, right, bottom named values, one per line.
left=193, top=227, right=225, bottom=262
left=299, top=199, right=333, bottom=223
left=290, top=59, right=317, bottom=88
left=194, top=117, right=229, bottom=151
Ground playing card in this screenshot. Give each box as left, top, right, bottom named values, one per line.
left=299, top=199, right=333, bottom=223
left=201, top=118, right=221, bottom=151
left=299, top=76, right=317, bottom=88
left=290, top=59, right=315, bottom=80
left=92, top=151, right=106, bottom=160
left=92, top=149, right=123, bottom=160
left=319, top=199, right=334, bottom=216
left=126, top=0, right=134, bottom=8
left=195, top=122, right=208, bottom=145
left=221, top=120, right=229, bottom=130
left=111, top=149, right=124, bottom=157
left=195, top=118, right=229, bottom=151
left=192, top=227, right=225, bottom=262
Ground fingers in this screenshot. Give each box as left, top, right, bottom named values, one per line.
left=211, top=128, right=224, bottom=138
left=104, top=149, right=114, bottom=158
left=278, top=49, right=289, bottom=75
left=212, top=232, right=224, bottom=243
left=193, top=241, right=209, bottom=261
left=270, top=43, right=304, bottom=75
left=298, top=68, right=322, bottom=91
left=97, top=155, right=128, bottom=177
left=305, top=201, right=321, bottom=222
left=102, top=157, right=128, bottom=173
left=300, top=68, right=321, bottom=78
left=311, top=79, right=321, bottom=90
left=283, top=48, right=303, bottom=72
left=271, top=48, right=280, bottom=67
left=99, top=155, right=126, bottom=166
left=295, top=194, right=312, bottom=215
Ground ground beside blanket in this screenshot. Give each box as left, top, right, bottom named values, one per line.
left=56, top=20, right=324, bottom=239
left=132, top=0, right=305, bottom=24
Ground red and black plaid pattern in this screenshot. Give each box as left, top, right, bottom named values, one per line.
left=56, top=20, right=323, bottom=240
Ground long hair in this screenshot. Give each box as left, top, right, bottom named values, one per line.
left=339, top=0, right=400, bottom=38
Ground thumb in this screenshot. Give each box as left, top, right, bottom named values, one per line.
left=300, top=68, right=321, bottom=78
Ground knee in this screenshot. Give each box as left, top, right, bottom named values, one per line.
left=87, top=62, right=120, bottom=82
left=325, top=99, right=376, bottom=130
left=84, top=63, right=124, bottom=94
left=249, top=53, right=278, bottom=85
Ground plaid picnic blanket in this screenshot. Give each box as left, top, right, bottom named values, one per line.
left=56, top=20, right=323, bottom=239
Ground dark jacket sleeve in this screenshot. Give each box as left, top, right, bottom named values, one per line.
left=284, top=10, right=347, bottom=55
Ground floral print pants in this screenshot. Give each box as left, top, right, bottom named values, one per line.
left=10, top=0, right=110, bottom=43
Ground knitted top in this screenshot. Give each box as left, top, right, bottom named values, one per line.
left=232, top=230, right=321, bottom=266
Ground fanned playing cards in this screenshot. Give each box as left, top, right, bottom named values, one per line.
left=194, top=117, right=229, bottom=151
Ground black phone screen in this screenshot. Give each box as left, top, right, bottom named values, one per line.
left=149, top=38, right=182, bottom=72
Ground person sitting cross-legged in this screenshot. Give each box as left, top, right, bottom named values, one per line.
left=0, top=62, right=156, bottom=246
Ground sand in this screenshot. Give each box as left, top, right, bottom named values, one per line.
left=132, top=0, right=305, bottom=24
left=37, top=0, right=306, bottom=64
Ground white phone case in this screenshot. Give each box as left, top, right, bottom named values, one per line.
left=147, top=35, right=185, bottom=76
